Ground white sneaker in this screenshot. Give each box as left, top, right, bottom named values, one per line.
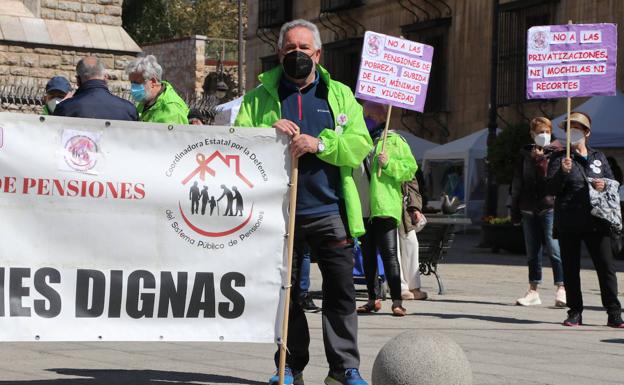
left=555, top=287, right=567, bottom=307
left=516, top=290, right=541, bottom=306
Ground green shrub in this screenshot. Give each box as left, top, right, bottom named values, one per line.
left=489, top=123, right=532, bottom=185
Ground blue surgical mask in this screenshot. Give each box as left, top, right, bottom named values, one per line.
left=131, top=82, right=146, bottom=103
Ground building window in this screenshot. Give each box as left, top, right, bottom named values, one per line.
left=261, top=54, right=280, bottom=73
left=497, top=0, right=558, bottom=106
left=258, top=0, right=293, bottom=29
left=320, top=0, right=364, bottom=13
left=402, top=18, right=451, bottom=113
left=322, top=38, right=363, bottom=92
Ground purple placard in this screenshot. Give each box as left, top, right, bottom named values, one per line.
left=355, top=31, right=434, bottom=112
left=526, top=23, right=617, bottom=99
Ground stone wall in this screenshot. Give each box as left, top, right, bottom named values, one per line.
left=0, top=43, right=133, bottom=88
left=142, top=35, right=245, bottom=100
left=0, top=42, right=135, bottom=114
left=142, top=36, right=207, bottom=98
left=39, top=0, right=122, bottom=26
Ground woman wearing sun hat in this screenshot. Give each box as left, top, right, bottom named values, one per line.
left=547, top=111, right=623, bottom=328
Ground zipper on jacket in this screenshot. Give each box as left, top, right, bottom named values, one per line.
left=297, top=92, right=302, bottom=122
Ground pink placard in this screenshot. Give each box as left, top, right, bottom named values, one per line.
left=355, top=31, right=434, bottom=112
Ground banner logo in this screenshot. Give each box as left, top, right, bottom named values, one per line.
left=529, top=29, right=549, bottom=52
left=165, top=138, right=270, bottom=250
left=179, top=151, right=254, bottom=237
left=365, top=33, right=383, bottom=57
left=63, top=135, right=98, bottom=172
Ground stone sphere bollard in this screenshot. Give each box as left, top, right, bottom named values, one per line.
left=372, top=330, right=472, bottom=385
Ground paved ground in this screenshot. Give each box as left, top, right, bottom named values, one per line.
left=1, top=231, right=623, bottom=385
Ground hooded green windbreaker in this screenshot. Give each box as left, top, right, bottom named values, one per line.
left=368, top=132, right=418, bottom=225
left=234, top=65, right=373, bottom=237
left=137, top=81, right=189, bottom=124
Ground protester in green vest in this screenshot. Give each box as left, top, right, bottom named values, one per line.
left=125, top=55, right=189, bottom=124
left=41, top=76, right=71, bottom=115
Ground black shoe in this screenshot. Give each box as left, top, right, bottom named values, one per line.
left=299, top=294, right=321, bottom=313
left=607, top=313, right=624, bottom=328
left=563, top=312, right=582, bottom=327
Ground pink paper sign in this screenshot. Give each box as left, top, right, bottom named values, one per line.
left=526, top=23, right=617, bottom=99
left=355, top=31, right=434, bottom=112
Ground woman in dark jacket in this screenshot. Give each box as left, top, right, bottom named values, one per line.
left=511, top=117, right=565, bottom=307
left=547, top=111, right=623, bottom=328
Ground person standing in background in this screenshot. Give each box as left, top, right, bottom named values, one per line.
left=125, top=55, right=189, bottom=124
left=511, top=117, right=566, bottom=307
left=54, top=56, right=138, bottom=121
left=547, top=112, right=623, bottom=327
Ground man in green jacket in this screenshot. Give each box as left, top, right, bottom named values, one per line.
left=235, top=19, right=372, bottom=385
left=125, top=55, right=189, bottom=124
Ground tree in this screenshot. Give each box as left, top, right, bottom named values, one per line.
left=489, top=123, right=532, bottom=185
left=122, top=0, right=247, bottom=45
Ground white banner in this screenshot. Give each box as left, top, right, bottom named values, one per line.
left=0, top=113, right=291, bottom=342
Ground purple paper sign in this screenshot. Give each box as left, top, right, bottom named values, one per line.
left=355, top=31, right=434, bottom=112
left=526, top=23, right=617, bottom=99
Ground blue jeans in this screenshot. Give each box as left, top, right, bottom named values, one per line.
left=521, top=210, right=564, bottom=285
left=299, top=250, right=311, bottom=294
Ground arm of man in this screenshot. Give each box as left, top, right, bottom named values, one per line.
left=316, top=87, right=373, bottom=167
left=233, top=93, right=255, bottom=128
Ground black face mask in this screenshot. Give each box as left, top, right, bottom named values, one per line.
left=282, top=50, right=314, bottom=80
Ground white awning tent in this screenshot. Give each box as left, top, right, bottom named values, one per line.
left=551, top=90, right=624, bottom=148
left=214, top=96, right=244, bottom=126
left=214, top=100, right=440, bottom=161
left=396, top=130, right=438, bottom=163
left=422, top=128, right=490, bottom=221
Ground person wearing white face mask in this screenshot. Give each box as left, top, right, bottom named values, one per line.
left=511, top=117, right=565, bottom=307
left=547, top=111, right=623, bottom=328
left=42, top=76, right=71, bottom=115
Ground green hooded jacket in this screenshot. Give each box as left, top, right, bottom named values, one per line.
left=369, top=131, right=418, bottom=225
left=234, top=65, right=373, bottom=237
left=137, top=81, right=189, bottom=124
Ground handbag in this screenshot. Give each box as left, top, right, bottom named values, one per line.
left=579, top=167, right=624, bottom=257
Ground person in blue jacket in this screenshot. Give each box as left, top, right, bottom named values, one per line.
left=54, top=56, right=138, bottom=121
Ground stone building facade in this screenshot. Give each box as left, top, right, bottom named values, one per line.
left=142, top=36, right=243, bottom=101
left=245, top=0, right=624, bottom=143
left=0, top=0, right=140, bottom=113
left=39, top=0, right=123, bottom=25
left=142, top=36, right=208, bottom=100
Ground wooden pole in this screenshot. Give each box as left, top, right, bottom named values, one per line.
left=278, top=154, right=299, bottom=385
left=376, top=105, right=393, bottom=177
left=566, top=19, right=573, bottom=159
